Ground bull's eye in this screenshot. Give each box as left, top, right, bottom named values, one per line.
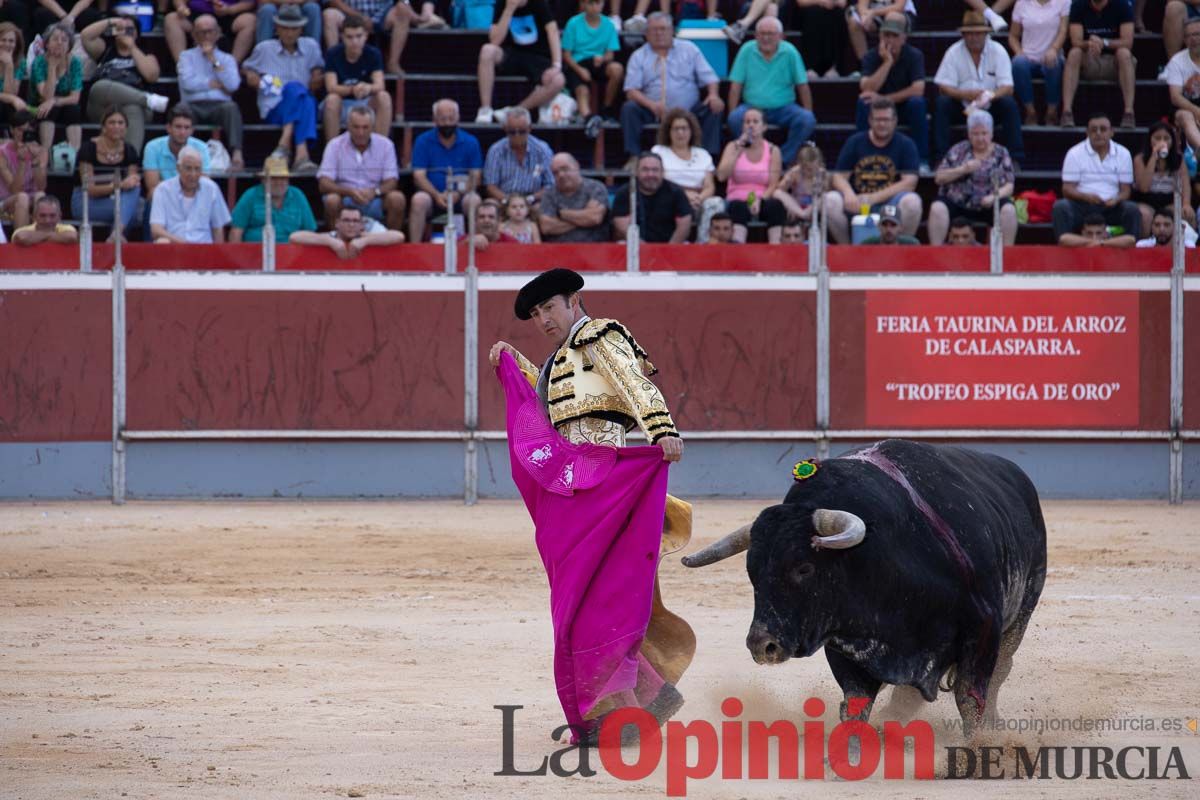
left=791, top=563, right=815, bottom=583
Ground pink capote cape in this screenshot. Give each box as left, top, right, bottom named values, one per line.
left=497, top=352, right=669, bottom=733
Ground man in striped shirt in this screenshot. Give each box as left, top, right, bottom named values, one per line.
left=482, top=106, right=554, bottom=204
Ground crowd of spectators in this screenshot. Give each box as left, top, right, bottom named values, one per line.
left=0, top=0, right=1192, bottom=251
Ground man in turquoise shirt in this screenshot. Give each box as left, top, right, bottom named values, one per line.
left=726, top=17, right=816, bottom=164
left=229, top=157, right=317, bottom=243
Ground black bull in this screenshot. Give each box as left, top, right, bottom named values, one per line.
left=683, top=439, right=1047, bottom=736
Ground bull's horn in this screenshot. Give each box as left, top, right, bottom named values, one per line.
left=810, top=509, right=866, bottom=550
left=681, top=523, right=752, bottom=568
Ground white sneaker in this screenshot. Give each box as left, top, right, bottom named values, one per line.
left=475, top=105, right=493, bottom=124
left=1157, top=66, right=1169, bottom=81
left=146, top=92, right=169, bottom=113
left=609, top=14, right=622, bottom=30
left=623, top=14, right=647, bottom=36
left=983, top=8, right=1008, bottom=32
left=493, top=106, right=515, bottom=126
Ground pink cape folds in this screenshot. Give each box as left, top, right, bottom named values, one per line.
left=497, top=352, right=670, bottom=735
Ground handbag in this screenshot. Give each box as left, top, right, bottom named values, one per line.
left=1015, top=189, right=1056, bottom=224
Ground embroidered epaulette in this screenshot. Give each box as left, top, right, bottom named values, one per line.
left=569, top=318, right=657, bottom=376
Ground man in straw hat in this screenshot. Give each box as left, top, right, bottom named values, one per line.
left=229, top=156, right=318, bottom=243
left=489, top=268, right=694, bottom=747
left=932, top=10, right=1024, bottom=166
left=242, top=4, right=325, bottom=172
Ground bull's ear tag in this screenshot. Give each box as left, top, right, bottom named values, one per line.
left=792, top=459, right=818, bottom=481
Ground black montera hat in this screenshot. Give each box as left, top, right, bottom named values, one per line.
left=514, top=268, right=585, bottom=320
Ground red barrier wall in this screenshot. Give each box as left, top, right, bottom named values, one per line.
left=0, top=271, right=1188, bottom=442
left=125, top=290, right=464, bottom=432
left=0, top=290, right=111, bottom=441
left=1186, top=293, right=1200, bottom=429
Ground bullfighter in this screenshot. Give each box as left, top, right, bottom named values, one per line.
left=489, top=267, right=694, bottom=747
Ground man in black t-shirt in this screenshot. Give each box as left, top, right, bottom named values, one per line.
left=822, top=97, right=923, bottom=243
left=856, top=13, right=929, bottom=166
left=475, top=0, right=566, bottom=124
left=1061, top=0, right=1136, bottom=128
left=322, top=15, right=391, bottom=137
left=612, top=152, right=693, bottom=243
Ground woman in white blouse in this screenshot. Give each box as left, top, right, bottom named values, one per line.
left=1008, top=0, right=1069, bottom=126
left=651, top=108, right=725, bottom=242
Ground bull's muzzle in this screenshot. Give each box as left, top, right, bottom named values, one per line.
left=746, top=623, right=791, bottom=666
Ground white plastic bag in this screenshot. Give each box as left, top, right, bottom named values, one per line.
left=207, top=138, right=231, bottom=173
left=538, top=92, right=577, bottom=126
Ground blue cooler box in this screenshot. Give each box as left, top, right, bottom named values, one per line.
left=676, top=19, right=728, bottom=80
left=113, top=3, right=154, bottom=32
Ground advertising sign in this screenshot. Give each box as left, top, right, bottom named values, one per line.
left=865, top=291, right=1140, bottom=427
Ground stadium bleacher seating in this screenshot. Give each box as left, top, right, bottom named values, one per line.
left=31, top=0, right=1183, bottom=244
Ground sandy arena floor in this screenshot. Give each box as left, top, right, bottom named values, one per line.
left=1, top=499, right=1198, bottom=799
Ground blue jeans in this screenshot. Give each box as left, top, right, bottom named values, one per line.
left=266, top=81, right=318, bottom=147
left=342, top=194, right=385, bottom=221
left=72, top=186, right=141, bottom=237
left=1012, top=54, right=1064, bottom=107
left=934, top=94, right=1024, bottom=165
left=727, top=103, right=817, bottom=165
left=856, top=96, right=929, bottom=162
left=256, top=3, right=321, bottom=42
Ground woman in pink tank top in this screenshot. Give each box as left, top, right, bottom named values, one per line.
left=715, top=108, right=786, bottom=243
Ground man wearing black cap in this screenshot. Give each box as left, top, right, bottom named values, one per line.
left=490, top=267, right=684, bottom=457
left=489, top=267, right=693, bottom=746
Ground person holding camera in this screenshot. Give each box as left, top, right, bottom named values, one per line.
left=0, top=110, right=46, bottom=229
left=716, top=107, right=785, bottom=244
left=81, top=16, right=170, bottom=153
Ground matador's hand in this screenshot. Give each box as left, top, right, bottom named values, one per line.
left=489, top=340, right=515, bottom=367
left=659, top=436, right=683, bottom=462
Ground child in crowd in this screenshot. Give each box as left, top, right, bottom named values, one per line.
left=773, top=142, right=826, bottom=236
left=562, top=0, right=625, bottom=137
left=501, top=193, right=540, bottom=243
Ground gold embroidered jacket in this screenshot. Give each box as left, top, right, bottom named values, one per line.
left=513, top=318, right=680, bottom=444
